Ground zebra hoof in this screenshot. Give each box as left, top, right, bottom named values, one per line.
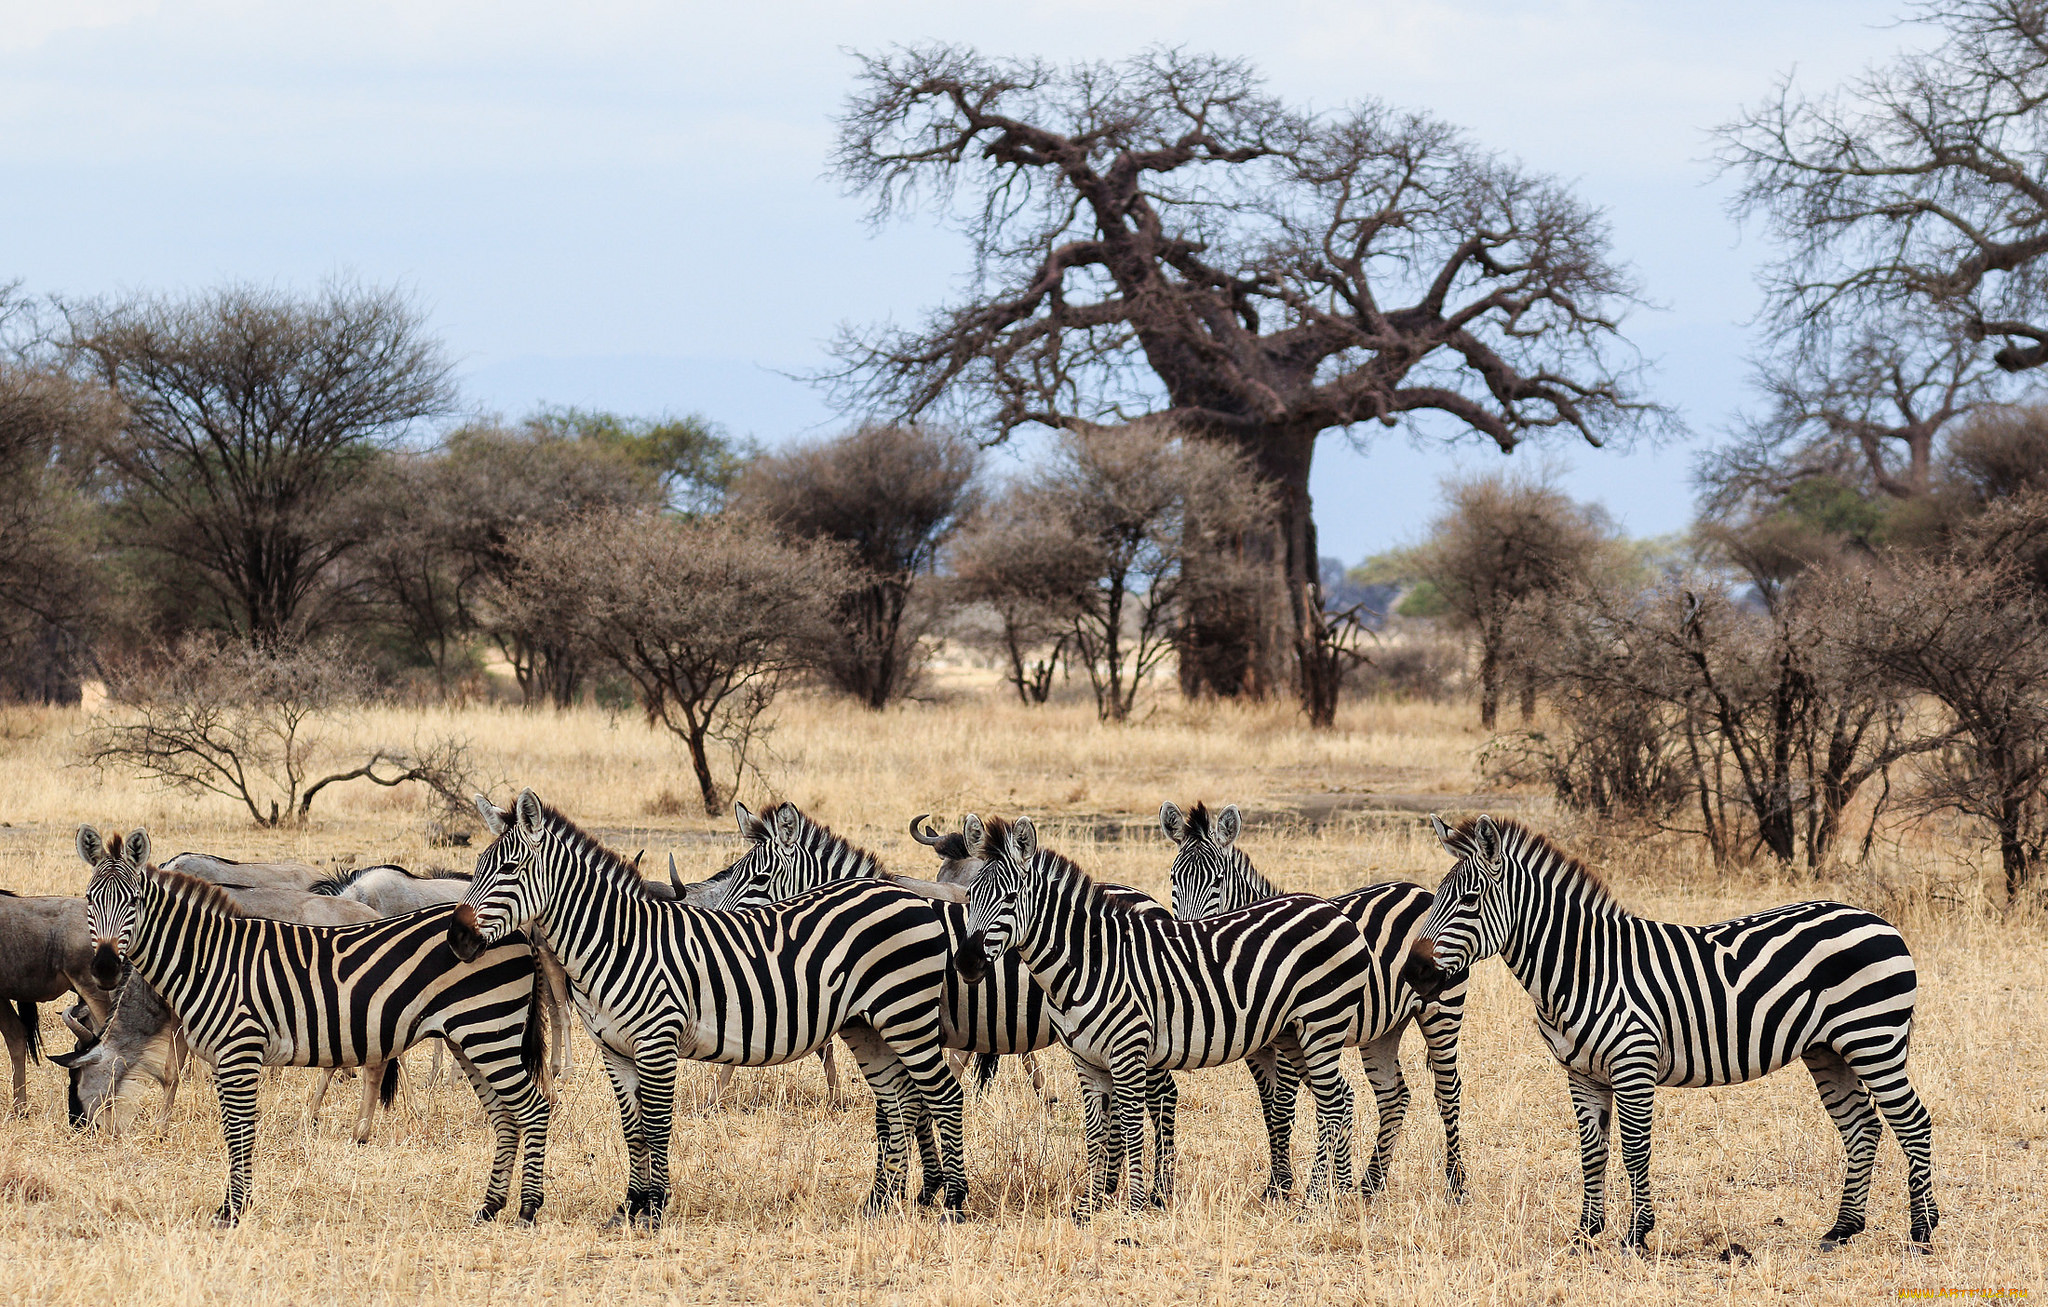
left=937, top=1207, right=968, bottom=1224
left=1069, top=1208, right=1094, bottom=1227
left=211, top=1206, right=241, bottom=1229
left=474, top=1207, right=501, bottom=1225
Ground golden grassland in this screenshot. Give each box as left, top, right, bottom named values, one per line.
left=0, top=681, right=2042, bottom=1304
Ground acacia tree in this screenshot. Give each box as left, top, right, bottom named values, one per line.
left=829, top=46, right=1655, bottom=724
left=1412, top=471, right=1611, bottom=730
left=731, top=423, right=979, bottom=708
left=64, top=281, right=456, bottom=643
left=499, top=509, right=847, bottom=814
left=948, top=494, right=1093, bottom=706
left=1720, top=2, right=2048, bottom=378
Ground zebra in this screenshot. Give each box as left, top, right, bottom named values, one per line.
left=1402, top=814, right=1939, bottom=1251
left=448, top=789, right=970, bottom=1225
left=76, top=826, right=553, bottom=1227
left=707, top=803, right=1067, bottom=1106
left=959, top=814, right=1378, bottom=1218
left=1161, top=800, right=1468, bottom=1199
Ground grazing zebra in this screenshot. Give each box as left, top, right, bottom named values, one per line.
left=960, top=815, right=1377, bottom=1218
left=76, top=826, right=552, bottom=1227
left=449, top=789, right=969, bottom=1225
left=1402, top=814, right=1938, bottom=1250
left=1161, top=800, right=1468, bottom=1199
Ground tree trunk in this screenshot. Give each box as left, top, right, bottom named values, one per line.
left=686, top=723, right=722, bottom=817
left=1478, top=643, right=1500, bottom=732
left=1179, top=424, right=1321, bottom=719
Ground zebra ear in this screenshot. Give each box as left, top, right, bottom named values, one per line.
left=734, top=802, right=767, bottom=842
left=771, top=804, right=801, bottom=849
left=1159, top=802, right=1186, bottom=845
left=1472, top=815, right=1503, bottom=875
left=474, top=794, right=508, bottom=835
left=127, top=829, right=152, bottom=868
left=962, top=813, right=986, bottom=857
left=77, top=826, right=107, bottom=868
left=1429, top=813, right=1458, bottom=854
left=1012, top=817, right=1039, bottom=863
left=514, top=789, right=546, bottom=838
left=1216, top=805, right=1242, bottom=847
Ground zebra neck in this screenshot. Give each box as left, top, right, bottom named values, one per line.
left=530, top=844, right=655, bottom=987
left=129, top=874, right=216, bottom=1007
left=1230, top=853, right=1281, bottom=907
left=1009, top=859, right=1106, bottom=1002
left=1496, top=859, right=1631, bottom=1002
left=794, top=835, right=881, bottom=892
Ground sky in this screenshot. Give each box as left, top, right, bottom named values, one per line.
left=0, top=0, right=1928, bottom=563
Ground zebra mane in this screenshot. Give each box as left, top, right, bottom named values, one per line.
left=770, top=803, right=885, bottom=876
left=535, top=801, right=666, bottom=898
left=147, top=867, right=247, bottom=916
left=1182, top=801, right=1217, bottom=840
left=1458, top=817, right=1619, bottom=904
left=982, top=821, right=1132, bottom=919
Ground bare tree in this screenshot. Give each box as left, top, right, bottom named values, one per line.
left=83, top=636, right=477, bottom=828
left=62, top=281, right=456, bottom=644
left=1411, top=471, right=1612, bottom=730
left=947, top=494, right=1093, bottom=706
left=731, top=423, right=979, bottom=707
left=498, top=509, right=848, bottom=814
left=1829, top=505, right=2048, bottom=900
left=1720, top=1, right=2048, bottom=376
left=828, top=46, right=1657, bottom=724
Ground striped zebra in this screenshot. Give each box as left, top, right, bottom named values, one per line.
left=1403, top=814, right=1938, bottom=1250
left=449, top=789, right=968, bottom=1225
left=960, top=815, right=1376, bottom=1217
left=75, top=826, right=552, bottom=1227
left=1161, top=800, right=1468, bottom=1199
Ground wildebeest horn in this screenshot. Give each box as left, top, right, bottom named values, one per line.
left=631, top=849, right=645, bottom=872
left=910, top=814, right=944, bottom=847
left=668, top=853, right=684, bottom=894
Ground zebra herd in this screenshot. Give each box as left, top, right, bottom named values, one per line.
left=16, top=793, right=1937, bottom=1252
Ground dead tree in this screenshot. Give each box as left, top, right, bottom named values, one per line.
left=828, top=46, right=1656, bottom=726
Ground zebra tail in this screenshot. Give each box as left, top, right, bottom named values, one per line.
left=520, top=977, right=547, bottom=1086
left=15, top=1001, right=40, bottom=1064
left=973, top=1052, right=1000, bottom=1093
left=378, top=1058, right=400, bottom=1109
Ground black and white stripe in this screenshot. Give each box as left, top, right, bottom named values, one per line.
left=1161, top=800, right=1469, bottom=1199
left=1404, top=814, right=1938, bottom=1249
left=76, top=825, right=551, bottom=1227
left=960, top=815, right=1377, bottom=1217
left=450, top=789, right=968, bottom=1225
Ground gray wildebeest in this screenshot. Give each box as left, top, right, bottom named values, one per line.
left=0, top=889, right=118, bottom=1114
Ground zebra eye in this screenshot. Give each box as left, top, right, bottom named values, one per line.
left=1460, top=887, right=1482, bottom=905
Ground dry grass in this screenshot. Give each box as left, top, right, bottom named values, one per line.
left=0, top=685, right=2042, bottom=1304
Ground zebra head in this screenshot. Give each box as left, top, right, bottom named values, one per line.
left=451, top=789, right=551, bottom=961
left=1160, top=800, right=1246, bottom=920
left=1404, top=813, right=1509, bottom=1000
left=958, top=814, right=1033, bottom=986
left=709, top=801, right=810, bottom=909
left=76, top=825, right=150, bottom=990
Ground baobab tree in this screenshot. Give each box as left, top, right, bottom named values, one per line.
left=827, top=45, right=1656, bottom=724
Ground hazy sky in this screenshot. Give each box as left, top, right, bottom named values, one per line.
left=1, top=1, right=1926, bottom=562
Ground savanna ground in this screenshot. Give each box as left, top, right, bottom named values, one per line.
left=0, top=673, right=2041, bottom=1305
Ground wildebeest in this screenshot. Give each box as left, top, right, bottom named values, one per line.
left=160, top=851, right=330, bottom=893
left=54, top=885, right=396, bottom=1141
left=0, top=889, right=118, bottom=1114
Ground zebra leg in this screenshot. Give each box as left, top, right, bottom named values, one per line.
left=1420, top=988, right=1469, bottom=1201
left=1357, top=1029, right=1410, bottom=1197
left=838, top=1023, right=917, bottom=1216
left=632, top=1046, right=682, bottom=1229
left=1243, top=1045, right=1299, bottom=1198
left=1073, top=1060, right=1114, bottom=1221
left=1843, top=1045, right=1939, bottom=1248
left=1804, top=1046, right=1881, bottom=1247
left=351, top=1061, right=383, bottom=1144
left=1297, top=1040, right=1357, bottom=1203
left=1611, top=1069, right=1657, bottom=1248
left=595, top=1044, right=653, bottom=1226
left=1112, top=1059, right=1149, bottom=1215
left=1565, top=1069, right=1613, bottom=1240
left=1145, top=1068, right=1178, bottom=1208
left=211, top=1055, right=263, bottom=1227
left=447, top=1045, right=518, bottom=1222
left=888, top=1037, right=968, bottom=1218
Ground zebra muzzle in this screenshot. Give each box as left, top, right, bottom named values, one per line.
left=447, top=903, right=486, bottom=962
left=90, top=941, right=122, bottom=990
left=1401, top=940, right=1450, bottom=1000
left=957, top=931, right=991, bottom=985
